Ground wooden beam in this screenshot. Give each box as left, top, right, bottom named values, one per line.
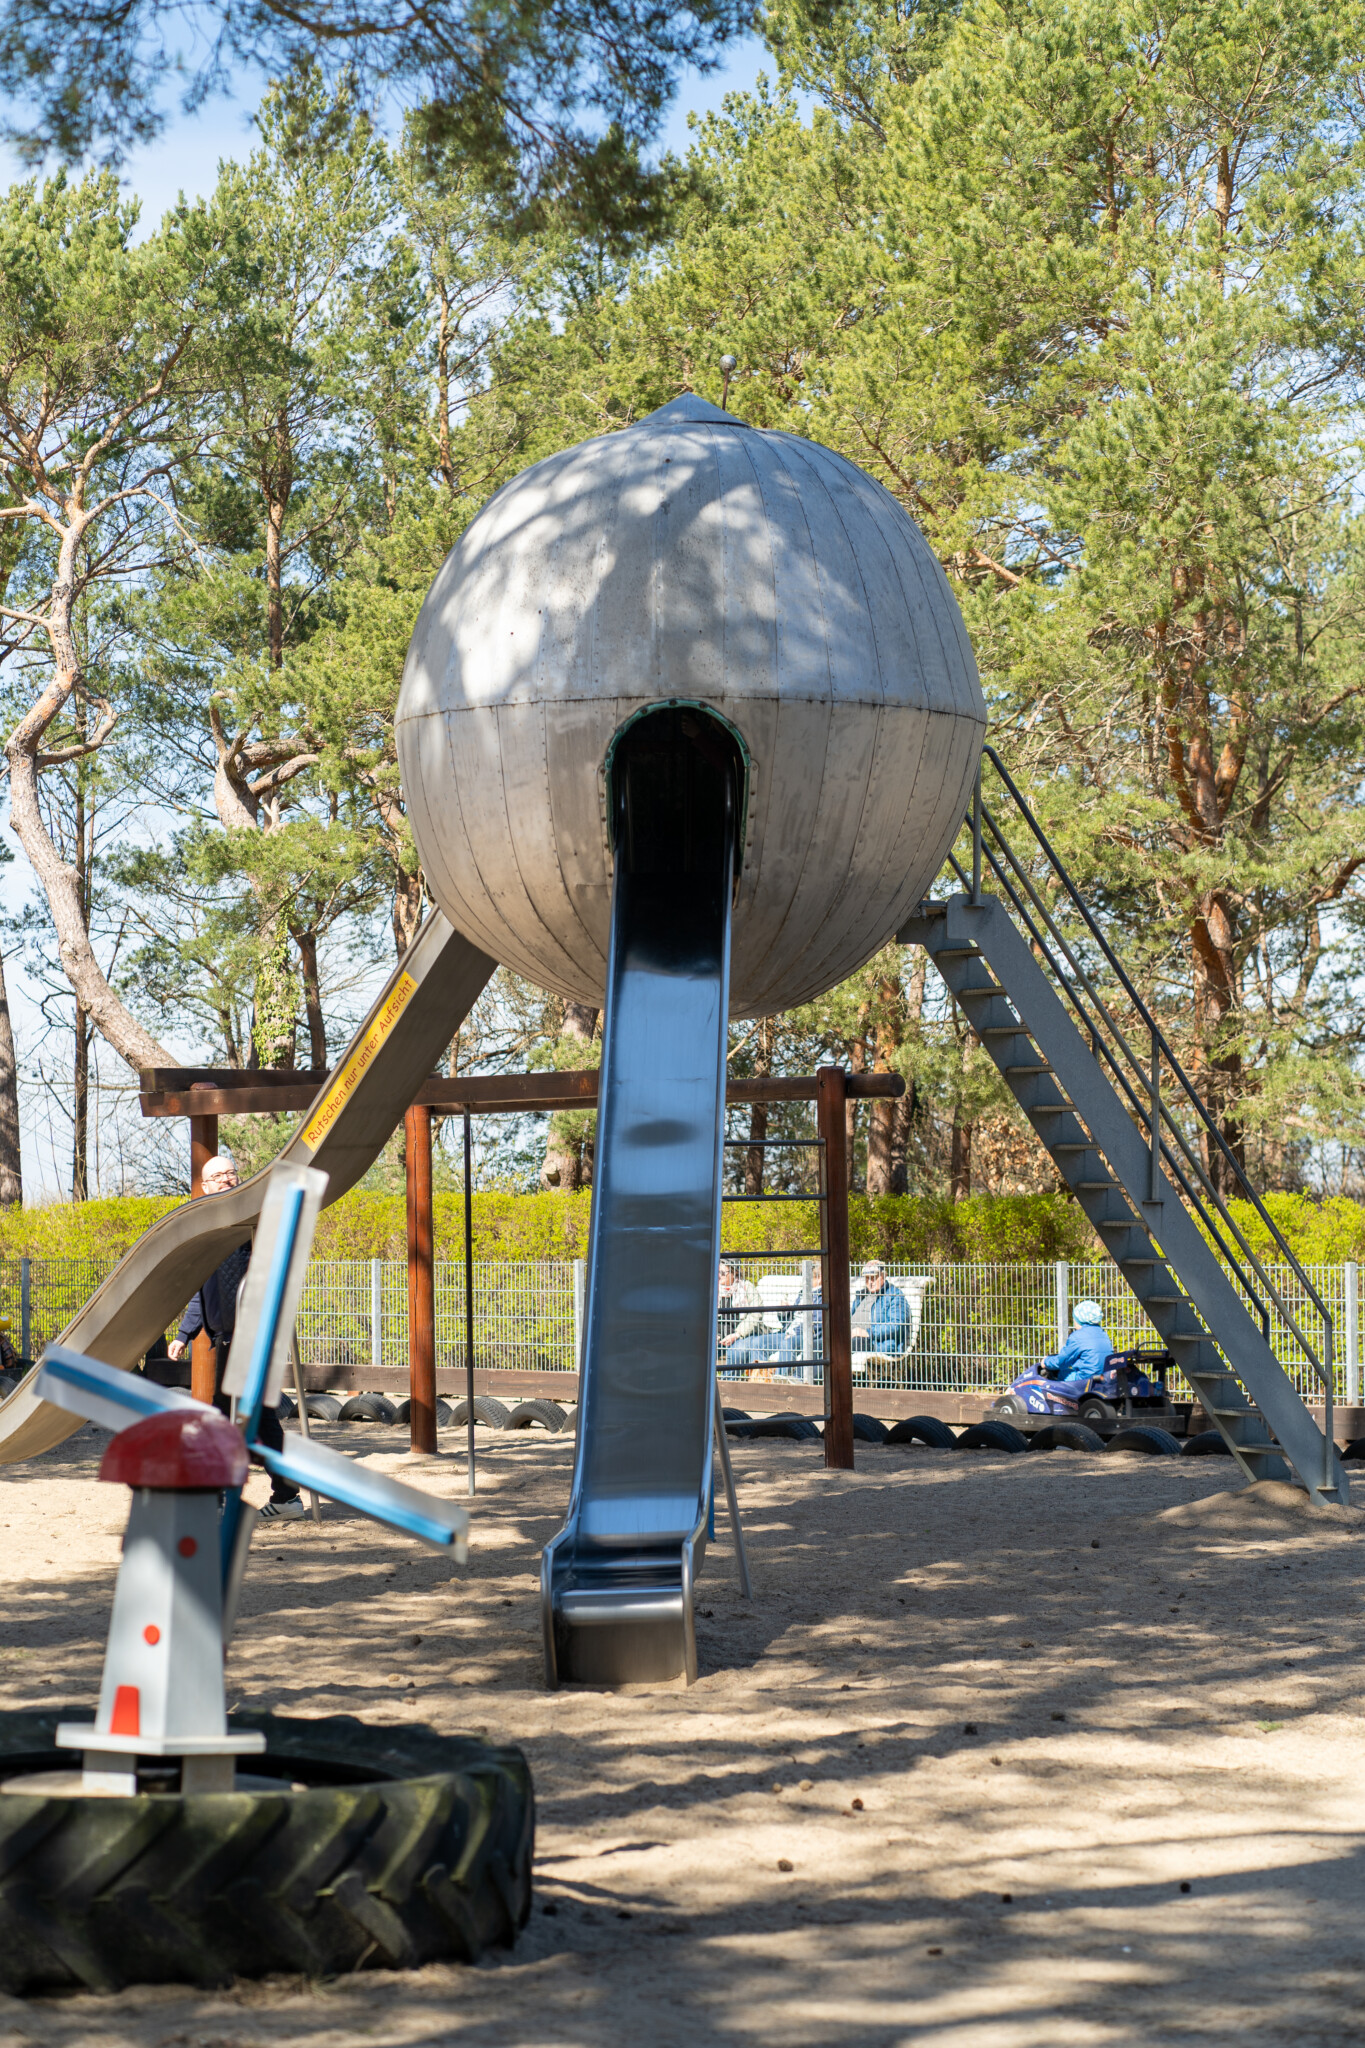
left=405, top=1103, right=437, bottom=1456
left=141, top=1068, right=905, bottom=1119
left=188, top=1112, right=219, bottom=1407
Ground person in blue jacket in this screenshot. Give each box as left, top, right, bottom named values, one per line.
left=850, top=1259, right=913, bottom=1356
left=1043, top=1299, right=1115, bottom=1391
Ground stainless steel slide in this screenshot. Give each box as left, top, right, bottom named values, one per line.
left=541, top=708, right=741, bottom=1687
left=0, top=913, right=495, bottom=1464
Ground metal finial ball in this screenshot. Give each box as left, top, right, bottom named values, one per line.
left=718, top=354, right=738, bottom=374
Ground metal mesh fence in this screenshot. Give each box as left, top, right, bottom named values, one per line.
left=0, top=1252, right=1357, bottom=1402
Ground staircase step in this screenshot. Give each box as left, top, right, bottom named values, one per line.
left=1075, top=1179, right=1114, bottom=1191
left=935, top=947, right=981, bottom=960
left=982, top=1025, right=1029, bottom=1039
left=1052, top=1142, right=1090, bottom=1153
left=1120, top=1256, right=1158, bottom=1268
left=1006, top=1062, right=1050, bottom=1075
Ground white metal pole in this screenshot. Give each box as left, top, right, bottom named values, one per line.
left=370, top=1257, right=382, bottom=1376
left=1347, top=1262, right=1359, bottom=1408
left=1055, top=1260, right=1069, bottom=1354
left=801, top=1257, right=814, bottom=1384
left=572, top=1258, right=586, bottom=1373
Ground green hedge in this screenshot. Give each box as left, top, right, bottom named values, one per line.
left=8, top=1187, right=1363, bottom=1267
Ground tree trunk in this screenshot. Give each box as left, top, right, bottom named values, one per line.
left=0, top=942, right=23, bottom=1205
left=72, top=1004, right=89, bottom=1200
left=4, top=552, right=169, bottom=1073
left=540, top=1001, right=598, bottom=1190
left=744, top=1017, right=774, bottom=1196
left=393, top=866, right=424, bottom=956
left=436, top=289, right=456, bottom=494
left=950, top=1111, right=972, bottom=1200
left=845, top=1034, right=867, bottom=1193
left=866, top=969, right=906, bottom=1198
left=1190, top=887, right=1246, bottom=1195
left=293, top=926, right=327, bottom=1069
left=264, top=403, right=292, bottom=673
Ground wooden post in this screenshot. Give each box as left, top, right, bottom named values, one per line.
left=816, top=1065, right=853, bottom=1470
left=189, top=1104, right=219, bottom=1406
left=405, top=1102, right=437, bottom=1454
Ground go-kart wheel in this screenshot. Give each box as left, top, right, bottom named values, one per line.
left=0, top=1708, right=534, bottom=1994
left=993, top=1395, right=1028, bottom=1419
left=1079, top=1397, right=1118, bottom=1426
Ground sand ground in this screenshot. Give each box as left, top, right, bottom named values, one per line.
left=0, top=1422, right=1361, bottom=2047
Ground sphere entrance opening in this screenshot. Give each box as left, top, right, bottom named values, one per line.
left=609, top=705, right=746, bottom=886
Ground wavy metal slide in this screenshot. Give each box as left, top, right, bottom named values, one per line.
left=541, top=707, right=741, bottom=1687
left=0, top=914, right=495, bottom=1465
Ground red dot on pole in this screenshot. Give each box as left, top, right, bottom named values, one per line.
left=143, top=1624, right=161, bottom=1645
left=178, top=1536, right=197, bottom=1558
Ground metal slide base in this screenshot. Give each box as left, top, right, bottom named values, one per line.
left=0, top=913, right=495, bottom=1465
left=545, top=1546, right=701, bottom=1688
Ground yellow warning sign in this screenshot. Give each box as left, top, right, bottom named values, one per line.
left=300, top=970, right=419, bottom=1152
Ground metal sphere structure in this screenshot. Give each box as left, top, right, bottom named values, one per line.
left=396, top=395, right=986, bottom=1017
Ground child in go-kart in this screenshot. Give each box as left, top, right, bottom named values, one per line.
left=1041, top=1299, right=1115, bottom=1391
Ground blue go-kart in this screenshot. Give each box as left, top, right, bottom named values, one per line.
left=992, top=1347, right=1188, bottom=1436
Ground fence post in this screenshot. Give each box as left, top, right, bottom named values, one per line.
left=1055, top=1260, right=1069, bottom=1354
left=801, top=1258, right=815, bottom=1383
left=572, top=1258, right=586, bottom=1374
left=405, top=1103, right=437, bottom=1456
left=19, top=1256, right=29, bottom=1362
left=816, top=1065, right=854, bottom=1470
left=370, top=1257, right=383, bottom=1375
left=1347, top=1262, right=1360, bottom=1408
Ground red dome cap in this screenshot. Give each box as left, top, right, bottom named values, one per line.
left=100, top=1408, right=248, bottom=1491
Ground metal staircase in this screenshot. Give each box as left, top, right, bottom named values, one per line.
left=901, top=747, right=1346, bottom=1505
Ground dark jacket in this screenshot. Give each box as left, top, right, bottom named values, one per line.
left=176, top=1243, right=251, bottom=1347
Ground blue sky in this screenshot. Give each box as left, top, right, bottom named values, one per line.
left=0, top=33, right=780, bottom=1197
left=0, top=33, right=776, bottom=226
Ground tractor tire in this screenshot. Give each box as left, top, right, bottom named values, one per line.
left=1343, top=1437, right=1365, bottom=1461
left=1029, top=1421, right=1105, bottom=1453
left=1181, top=1429, right=1235, bottom=1457
left=392, top=1398, right=455, bottom=1429
left=721, top=1407, right=752, bottom=1423
left=0, top=1708, right=533, bottom=1995
left=303, top=1394, right=343, bottom=1423
left=276, top=1392, right=297, bottom=1420
left=505, top=1399, right=567, bottom=1433
left=1105, top=1425, right=1182, bottom=1456
left=339, top=1393, right=398, bottom=1425
left=956, top=1420, right=1029, bottom=1454
left=1079, top=1397, right=1119, bottom=1426
left=451, top=1396, right=510, bottom=1431
left=852, top=1413, right=890, bottom=1444
left=885, top=1415, right=958, bottom=1449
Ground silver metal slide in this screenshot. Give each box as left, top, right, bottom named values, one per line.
left=542, top=707, right=742, bottom=1687
left=0, top=913, right=495, bottom=1465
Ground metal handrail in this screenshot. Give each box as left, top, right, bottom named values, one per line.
left=948, top=838, right=1275, bottom=1340
left=945, top=746, right=1333, bottom=1419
